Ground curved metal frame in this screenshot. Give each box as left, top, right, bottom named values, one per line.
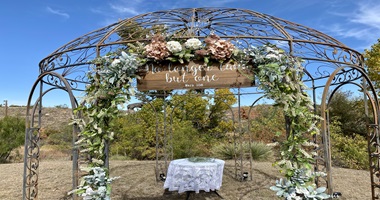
left=23, top=71, right=80, bottom=200
left=320, top=66, right=379, bottom=196
left=22, top=7, right=380, bottom=199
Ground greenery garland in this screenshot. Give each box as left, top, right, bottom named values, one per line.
left=71, top=51, right=139, bottom=199
left=71, top=34, right=329, bottom=199
left=248, top=46, right=329, bottom=199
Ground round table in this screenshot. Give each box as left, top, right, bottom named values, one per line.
left=163, top=158, right=225, bottom=193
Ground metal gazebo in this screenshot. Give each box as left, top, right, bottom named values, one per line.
left=22, top=7, right=380, bottom=199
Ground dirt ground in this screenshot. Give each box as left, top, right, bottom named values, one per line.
left=0, top=160, right=371, bottom=200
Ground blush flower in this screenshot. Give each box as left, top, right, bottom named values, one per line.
left=144, top=34, right=170, bottom=60
left=204, top=34, right=235, bottom=60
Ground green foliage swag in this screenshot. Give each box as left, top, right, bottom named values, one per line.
left=247, top=46, right=328, bottom=199
left=71, top=51, right=139, bottom=198
left=72, top=36, right=328, bottom=199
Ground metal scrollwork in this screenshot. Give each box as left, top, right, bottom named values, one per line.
left=331, top=67, right=361, bottom=85
left=23, top=128, right=40, bottom=200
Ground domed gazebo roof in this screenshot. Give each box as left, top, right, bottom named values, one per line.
left=39, top=7, right=363, bottom=92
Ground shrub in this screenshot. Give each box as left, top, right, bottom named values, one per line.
left=249, top=142, right=274, bottom=161
left=330, top=120, right=369, bottom=170
left=211, top=141, right=273, bottom=161
left=211, top=142, right=236, bottom=160
left=171, top=120, right=205, bottom=159
left=110, top=113, right=206, bottom=160
left=0, top=116, right=25, bottom=163
left=249, top=105, right=286, bottom=143
left=45, top=124, right=73, bottom=153
left=54, top=104, right=69, bottom=109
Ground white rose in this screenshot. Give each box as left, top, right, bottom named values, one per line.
left=184, top=38, right=202, bottom=50
left=166, top=41, right=182, bottom=53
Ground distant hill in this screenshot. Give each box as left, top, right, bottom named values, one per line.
left=0, top=105, right=262, bottom=131
left=0, top=106, right=73, bottom=130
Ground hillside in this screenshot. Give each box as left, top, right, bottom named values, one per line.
left=0, top=106, right=257, bottom=132
left=0, top=106, right=73, bottom=130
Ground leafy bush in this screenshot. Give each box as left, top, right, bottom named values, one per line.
left=330, top=120, right=369, bottom=170
left=171, top=120, right=205, bottom=159
left=211, top=142, right=236, bottom=160
left=110, top=112, right=205, bottom=160
left=110, top=113, right=153, bottom=160
left=249, top=105, right=286, bottom=143
left=45, top=124, right=73, bottom=153
left=211, top=141, right=273, bottom=161
left=249, top=142, right=274, bottom=161
left=0, top=116, right=25, bottom=163
left=110, top=89, right=237, bottom=160
left=328, top=91, right=367, bottom=138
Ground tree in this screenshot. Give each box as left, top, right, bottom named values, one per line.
left=110, top=88, right=237, bottom=159
left=110, top=104, right=202, bottom=160
left=169, top=89, right=237, bottom=137
left=0, top=116, right=25, bottom=163
left=364, top=38, right=380, bottom=94
left=207, top=89, right=237, bottom=136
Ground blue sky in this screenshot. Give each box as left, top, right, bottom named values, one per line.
left=1, top=0, right=380, bottom=107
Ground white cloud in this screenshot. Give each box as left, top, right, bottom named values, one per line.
left=46, top=6, right=70, bottom=19
left=319, top=1, right=380, bottom=50
left=350, top=2, right=380, bottom=30
left=321, top=23, right=376, bottom=51
left=109, top=3, right=140, bottom=16
left=90, top=0, right=145, bottom=26
left=91, top=0, right=244, bottom=27
left=107, top=0, right=241, bottom=16
left=326, top=23, right=372, bottom=40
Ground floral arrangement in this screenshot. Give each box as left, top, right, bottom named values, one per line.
left=129, top=34, right=239, bottom=65
left=71, top=33, right=330, bottom=199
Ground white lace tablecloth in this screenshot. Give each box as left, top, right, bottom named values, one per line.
left=163, top=158, right=225, bottom=193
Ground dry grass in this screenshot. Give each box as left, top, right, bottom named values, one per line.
left=0, top=159, right=371, bottom=200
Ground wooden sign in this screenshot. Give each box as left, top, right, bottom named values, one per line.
left=137, top=61, right=254, bottom=91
